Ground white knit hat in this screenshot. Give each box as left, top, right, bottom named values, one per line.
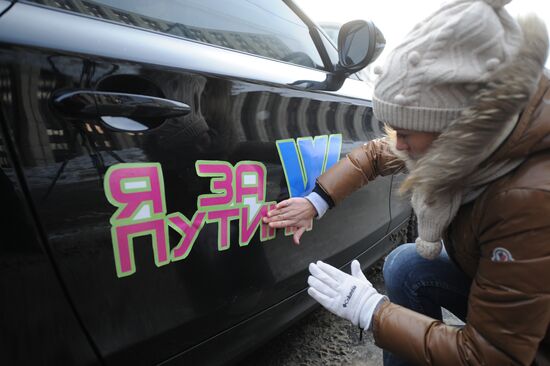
left=373, top=0, right=523, bottom=132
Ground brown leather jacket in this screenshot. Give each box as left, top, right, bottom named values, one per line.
left=317, top=76, right=550, bottom=365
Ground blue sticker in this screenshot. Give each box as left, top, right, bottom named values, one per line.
left=277, top=134, right=342, bottom=197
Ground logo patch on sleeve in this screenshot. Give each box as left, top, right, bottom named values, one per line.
left=491, top=247, right=514, bottom=262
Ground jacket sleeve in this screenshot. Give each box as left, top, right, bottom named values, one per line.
left=316, top=137, right=405, bottom=205
left=372, top=187, right=550, bottom=365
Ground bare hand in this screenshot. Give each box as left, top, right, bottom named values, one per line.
left=262, top=197, right=317, bottom=244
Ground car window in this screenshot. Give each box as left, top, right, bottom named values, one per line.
left=317, top=28, right=339, bottom=66
left=26, top=0, right=325, bottom=70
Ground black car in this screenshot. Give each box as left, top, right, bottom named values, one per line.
left=0, top=1, right=413, bottom=365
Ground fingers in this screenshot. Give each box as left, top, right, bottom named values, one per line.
left=264, top=198, right=313, bottom=222
left=265, top=199, right=292, bottom=217
left=263, top=208, right=293, bottom=226
left=263, top=202, right=287, bottom=220
left=308, top=262, right=339, bottom=289
left=263, top=209, right=282, bottom=222
left=275, top=199, right=290, bottom=209
left=307, top=287, right=332, bottom=309
left=293, top=226, right=306, bottom=245
left=265, top=220, right=291, bottom=229
left=307, top=275, right=338, bottom=298
left=351, top=260, right=368, bottom=282
left=261, top=198, right=313, bottom=243
left=316, top=260, right=347, bottom=282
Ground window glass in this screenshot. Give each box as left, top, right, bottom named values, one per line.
left=28, top=0, right=325, bottom=69
left=318, top=28, right=339, bottom=67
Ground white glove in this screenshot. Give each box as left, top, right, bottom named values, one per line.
left=307, top=260, right=387, bottom=330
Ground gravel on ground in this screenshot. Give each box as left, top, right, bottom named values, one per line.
left=239, top=256, right=463, bottom=366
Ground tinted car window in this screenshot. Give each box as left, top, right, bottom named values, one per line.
left=27, top=0, right=325, bottom=69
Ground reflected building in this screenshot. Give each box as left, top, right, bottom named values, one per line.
left=1, top=0, right=381, bottom=173
left=34, top=0, right=294, bottom=62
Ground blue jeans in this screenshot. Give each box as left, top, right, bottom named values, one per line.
left=381, top=243, right=471, bottom=366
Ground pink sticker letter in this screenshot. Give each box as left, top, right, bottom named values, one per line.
left=261, top=203, right=277, bottom=241
left=168, top=211, right=206, bottom=261
left=240, top=205, right=268, bottom=246
left=207, top=208, right=240, bottom=251
left=235, top=162, right=265, bottom=204
left=196, top=161, right=234, bottom=208
left=105, top=163, right=165, bottom=224
left=112, top=219, right=169, bottom=277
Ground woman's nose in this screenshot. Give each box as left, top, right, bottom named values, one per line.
left=395, top=137, right=408, bottom=151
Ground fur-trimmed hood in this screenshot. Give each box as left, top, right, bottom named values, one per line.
left=392, top=13, right=550, bottom=199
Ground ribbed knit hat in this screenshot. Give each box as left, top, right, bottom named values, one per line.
left=373, top=0, right=523, bottom=132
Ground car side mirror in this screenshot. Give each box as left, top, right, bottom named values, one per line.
left=337, top=20, right=385, bottom=73
left=289, top=20, right=385, bottom=92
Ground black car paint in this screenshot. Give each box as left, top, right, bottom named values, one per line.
left=0, top=1, right=410, bottom=365
left=0, top=121, right=101, bottom=365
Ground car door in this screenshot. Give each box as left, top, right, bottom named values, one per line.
left=0, top=2, right=102, bottom=364
left=0, top=0, right=391, bottom=364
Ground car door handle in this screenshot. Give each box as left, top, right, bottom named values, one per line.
left=52, top=90, right=191, bottom=121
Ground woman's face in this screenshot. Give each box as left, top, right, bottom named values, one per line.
left=393, top=128, right=440, bottom=160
